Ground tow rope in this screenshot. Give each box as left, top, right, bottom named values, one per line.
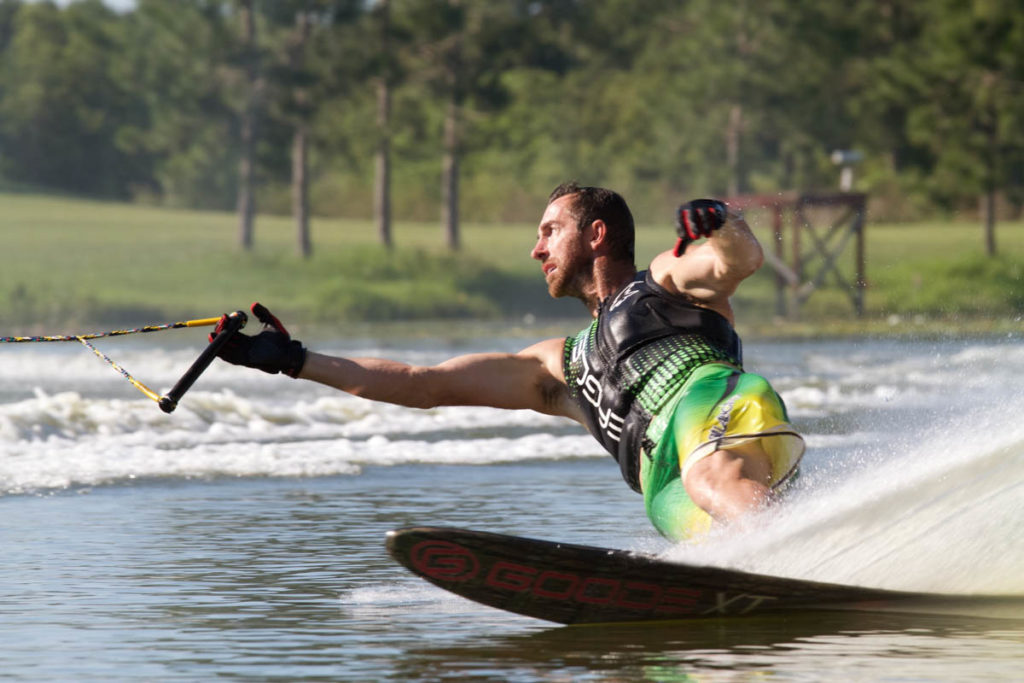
left=1, top=311, right=247, bottom=413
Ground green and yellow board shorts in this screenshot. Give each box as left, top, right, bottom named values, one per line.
left=640, top=363, right=805, bottom=542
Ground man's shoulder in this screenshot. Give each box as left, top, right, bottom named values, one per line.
left=517, top=336, right=570, bottom=372
left=646, top=250, right=736, bottom=324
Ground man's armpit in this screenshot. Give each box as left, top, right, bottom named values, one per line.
left=535, top=374, right=569, bottom=414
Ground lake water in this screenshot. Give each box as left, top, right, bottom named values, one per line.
left=1, top=326, right=1022, bottom=680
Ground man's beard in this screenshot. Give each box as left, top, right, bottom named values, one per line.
left=547, top=255, right=590, bottom=300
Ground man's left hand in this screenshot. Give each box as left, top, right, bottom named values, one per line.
left=673, top=199, right=727, bottom=256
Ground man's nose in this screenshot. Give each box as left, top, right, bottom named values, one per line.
left=530, top=239, right=545, bottom=261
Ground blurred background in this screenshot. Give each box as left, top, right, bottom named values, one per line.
left=2, top=7, right=1023, bottom=678
left=1, top=0, right=1022, bottom=331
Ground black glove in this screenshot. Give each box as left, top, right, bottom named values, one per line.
left=211, top=303, right=306, bottom=378
left=673, top=199, right=728, bottom=256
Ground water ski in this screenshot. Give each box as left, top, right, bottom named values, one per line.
left=386, top=526, right=1022, bottom=625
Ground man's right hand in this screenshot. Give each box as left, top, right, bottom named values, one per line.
left=212, top=303, right=306, bottom=377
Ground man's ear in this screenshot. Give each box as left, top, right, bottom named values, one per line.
left=587, top=219, right=609, bottom=253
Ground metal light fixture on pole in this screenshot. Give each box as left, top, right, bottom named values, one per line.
left=831, top=150, right=863, bottom=192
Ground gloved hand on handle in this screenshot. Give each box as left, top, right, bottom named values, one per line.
left=211, top=303, right=306, bottom=378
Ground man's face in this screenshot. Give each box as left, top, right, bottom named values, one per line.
left=531, top=194, right=591, bottom=299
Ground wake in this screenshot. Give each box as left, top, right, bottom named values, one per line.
left=665, top=400, right=1024, bottom=595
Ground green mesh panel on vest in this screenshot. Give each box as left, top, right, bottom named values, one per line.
left=627, top=334, right=740, bottom=415
left=563, top=322, right=740, bottom=417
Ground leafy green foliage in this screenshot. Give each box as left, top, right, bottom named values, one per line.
left=901, top=0, right=1024, bottom=203
left=0, top=0, right=147, bottom=196
left=0, top=0, right=1022, bottom=247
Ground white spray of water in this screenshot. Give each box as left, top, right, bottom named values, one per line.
left=665, top=399, right=1024, bottom=595
left=0, top=388, right=599, bottom=493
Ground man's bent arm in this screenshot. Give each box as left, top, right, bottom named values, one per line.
left=297, top=337, right=578, bottom=419
left=650, top=211, right=763, bottom=308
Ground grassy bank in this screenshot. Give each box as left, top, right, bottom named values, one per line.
left=0, top=193, right=558, bottom=329
left=1, top=192, right=1022, bottom=337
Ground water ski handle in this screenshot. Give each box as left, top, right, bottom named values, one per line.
left=158, top=310, right=247, bottom=413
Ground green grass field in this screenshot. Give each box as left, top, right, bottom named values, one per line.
left=2, top=192, right=1022, bottom=337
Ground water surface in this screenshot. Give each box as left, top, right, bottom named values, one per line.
left=1, top=331, right=1022, bottom=680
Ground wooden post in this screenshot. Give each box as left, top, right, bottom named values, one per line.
left=773, top=205, right=786, bottom=317
left=727, top=192, right=868, bottom=319
left=854, top=195, right=866, bottom=316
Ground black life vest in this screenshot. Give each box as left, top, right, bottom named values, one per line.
left=563, top=270, right=743, bottom=492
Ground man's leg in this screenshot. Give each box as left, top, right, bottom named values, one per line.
left=643, top=366, right=805, bottom=540
left=682, top=440, right=773, bottom=523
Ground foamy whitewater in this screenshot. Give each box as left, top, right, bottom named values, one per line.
left=2, top=331, right=1022, bottom=597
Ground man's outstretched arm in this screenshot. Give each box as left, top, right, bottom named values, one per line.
left=299, top=337, right=575, bottom=418
left=211, top=305, right=576, bottom=417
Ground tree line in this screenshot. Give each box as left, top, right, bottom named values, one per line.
left=1, top=0, right=1022, bottom=256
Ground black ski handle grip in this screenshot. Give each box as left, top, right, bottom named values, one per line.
left=158, top=310, right=247, bottom=413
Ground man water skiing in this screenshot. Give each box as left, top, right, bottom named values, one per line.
left=213, top=183, right=804, bottom=541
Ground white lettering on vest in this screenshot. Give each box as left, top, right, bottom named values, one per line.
left=608, top=280, right=643, bottom=312
left=572, top=336, right=626, bottom=442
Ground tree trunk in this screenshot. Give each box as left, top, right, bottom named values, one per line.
left=291, top=10, right=312, bottom=259
left=982, top=119, right=998, bottom=257
left=441, top=94, right=460, bottom=251
left=236, top=0, right=257, bottom=251
left=375, top=78, right=393, bottom=249
left=293, top=123, right=311, bottom=259
left=982, top=190, right=997, bottom=257
left=725, top=104, right=742, bottom=198
left=374, top=0, right=393, bottom=249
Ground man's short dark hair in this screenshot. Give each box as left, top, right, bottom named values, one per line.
left=548, top=182, right=635, bottom=264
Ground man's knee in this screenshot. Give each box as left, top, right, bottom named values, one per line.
left=683, top=444, right=773, bottom=521
left=687, top=443, right=771, bottom=484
